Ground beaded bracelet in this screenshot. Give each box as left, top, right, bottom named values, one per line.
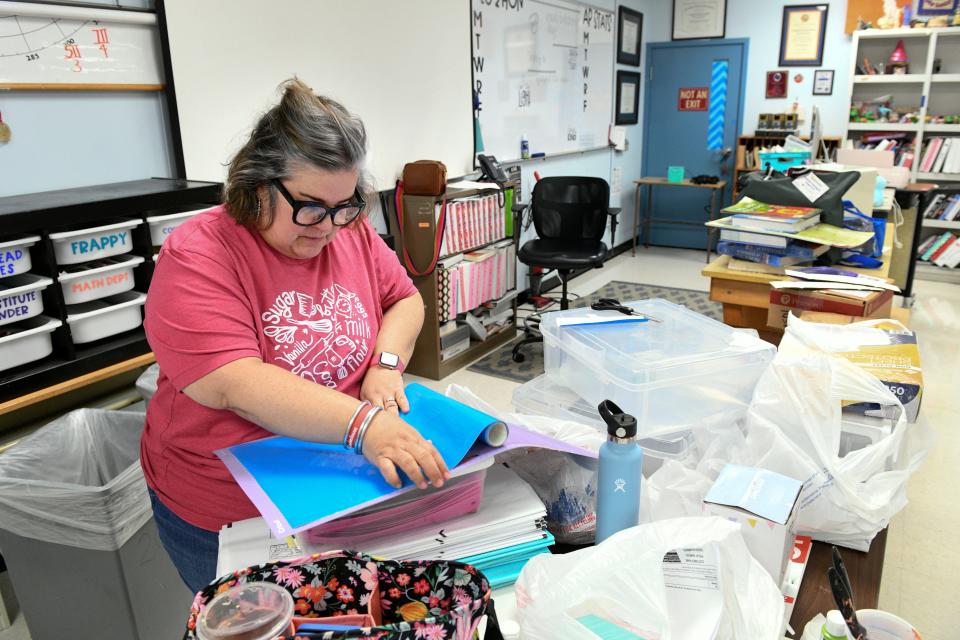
left=354, top=406, right=383, bottom=454
left=343, top=400, right=372, bottom=449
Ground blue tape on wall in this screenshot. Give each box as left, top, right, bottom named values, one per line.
left=707, top=60, right=728, bottom=151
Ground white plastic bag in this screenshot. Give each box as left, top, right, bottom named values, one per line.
left=743, top=346, right=933, bottom=550
left=136, top=362, right=160, bottom=403
left=515, top=516, right=785, bottom=640
left=0, top=409, right=151, bottom=551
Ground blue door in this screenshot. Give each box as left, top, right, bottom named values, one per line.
left=641, top=40, right=747, bottom=249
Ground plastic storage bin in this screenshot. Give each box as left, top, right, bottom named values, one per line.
left=758, top=151, right=810, bottom=172
left=539, top=298, right=776, bottom=437
left=49, top=219, right=141, bottom=266
left=0, top=316, right=62, bottom=372
left=145, top=207, right=207, bottom=246
left=0, top=409, right=192, bottom=640
left=512, top=373, right=692, bottom=475
left=0, top=273, right=53, bottom=326
left=0, top=235, right=41, bottom=279
left=58, top=254, right=144, bottom=305
left=65, top=290, right=147, bottom=344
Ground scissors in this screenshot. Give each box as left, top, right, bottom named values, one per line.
left=589, top=298, right=661, bottom=323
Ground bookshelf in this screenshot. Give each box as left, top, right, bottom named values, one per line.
left=914, top=187, right=960, bottom=285
left=845, top=28, right=960, bottom=184
left=732, top=135, right=841, bottom=202
left=388, top=183, right=519, bottom=379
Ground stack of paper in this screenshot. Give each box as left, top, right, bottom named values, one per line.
left=301, top=464, right=549, bottom=562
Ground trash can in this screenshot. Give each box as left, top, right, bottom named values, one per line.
left=0, top=409, right=192, bottom=640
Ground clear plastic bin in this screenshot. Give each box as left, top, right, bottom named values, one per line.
left=512, top=373, right=692, bottom=475
left=539, top=298, right=776, bottom=437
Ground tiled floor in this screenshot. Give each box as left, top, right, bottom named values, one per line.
left=1, top=247, right=957, bottom=638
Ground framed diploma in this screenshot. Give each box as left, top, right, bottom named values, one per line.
left=779, top=4, right=828, bottom=67
left=615, top=71, right=641, bottom=125
left=617, top=6, right=643, bottom=67
left=672, top=0, right=727, bottom=40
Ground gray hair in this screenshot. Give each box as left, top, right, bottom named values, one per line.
left=223, top=78, right=372, bottom=227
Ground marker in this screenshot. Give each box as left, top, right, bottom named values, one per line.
left=531, top=152, right=546, bottom=158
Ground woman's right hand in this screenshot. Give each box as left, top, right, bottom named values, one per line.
left=360, top=411, right=450, bottom=490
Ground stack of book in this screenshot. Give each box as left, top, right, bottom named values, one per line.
left=922, top=193, right=960, bottom=222
left=714, top=198, right=828, bottom=274
left=919, top=137, right=960, bottom=175
left=854, top=132, right=914, bottom=167
left=917, top=232, right=960, bottom=269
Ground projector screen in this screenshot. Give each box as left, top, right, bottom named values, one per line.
left=160, top=0, right=474, bottom=189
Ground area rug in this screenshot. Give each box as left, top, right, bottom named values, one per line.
left=466, top=281, right=721, bottom=384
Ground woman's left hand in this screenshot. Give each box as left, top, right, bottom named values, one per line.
left=360, top=366, right=408, bottom=415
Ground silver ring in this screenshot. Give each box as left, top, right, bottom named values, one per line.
left=385, top=398, right=398, bottom=405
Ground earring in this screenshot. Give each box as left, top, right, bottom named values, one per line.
left=255, top=197, right=262, bottom=222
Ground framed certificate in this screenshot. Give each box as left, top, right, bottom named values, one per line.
left=779, top=4, right=828, bottom=67
left=617, top=7, right=643, bottom=66
left=812, top=69, right=834, bottom=95
left=615, top=71, right=641, bottom=125
left=672, top=0, right=727, bottom=40
left=917, top=0, right=958, bottom=16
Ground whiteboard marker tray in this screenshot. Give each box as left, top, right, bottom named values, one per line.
left=65, top=291, right=147, bottom=344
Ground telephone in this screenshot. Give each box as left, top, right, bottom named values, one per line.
left=477, top=154, right=507, bottom=184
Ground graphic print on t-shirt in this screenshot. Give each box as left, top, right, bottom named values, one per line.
left=260, top=284, right=371, bottom=388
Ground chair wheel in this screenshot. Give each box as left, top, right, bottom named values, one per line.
left=512, top=352, right=525, bottom=363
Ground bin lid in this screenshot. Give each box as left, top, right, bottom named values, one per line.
left=539, top=298, right=775, bottom=383
left=197, top=582, right=294, bottom=640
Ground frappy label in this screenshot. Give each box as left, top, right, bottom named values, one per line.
left=69, top=232, right=128, bottom=256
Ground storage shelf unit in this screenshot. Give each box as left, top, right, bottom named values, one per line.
left=922, top=219, right=960, bottom=229
left=0, top=179, right=221, bottom=403
left=845, top=28, right=960, bottom=184
left=387, top=183, right=519, bottom=380
left=914, top=187, right=960, bottom=284
left=915, top=262, right=960, bottom=284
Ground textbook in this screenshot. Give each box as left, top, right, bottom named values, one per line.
left=217, top=383, right=595, bottom=537
left=724, top=198, right=821, bottom=232
left=707, top=217, right=874, bottom=249
left=717, top=241, right=828, bottom=266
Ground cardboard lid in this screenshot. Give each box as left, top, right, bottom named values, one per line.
left=704, top=464, right=802, bottom=525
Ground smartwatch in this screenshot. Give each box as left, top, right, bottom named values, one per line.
left=375, top=351, right=405, bottom=373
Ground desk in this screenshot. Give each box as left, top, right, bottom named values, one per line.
left=632, top=177, right=728, bottom=261
left=702, top=223, right=896, bottom=344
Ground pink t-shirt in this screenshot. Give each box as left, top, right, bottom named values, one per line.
left=141, top=206, right=416, bottom=531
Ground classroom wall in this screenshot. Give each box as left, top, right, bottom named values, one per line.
left=725, top=0, right=853, bottom=137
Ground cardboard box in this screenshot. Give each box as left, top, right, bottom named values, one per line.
left=767, top=288, right=894, bottom=329
left=702, top=464, right=802, bottom=584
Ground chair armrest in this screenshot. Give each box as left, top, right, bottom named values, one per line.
left=607, top=207, right=621, bottom=218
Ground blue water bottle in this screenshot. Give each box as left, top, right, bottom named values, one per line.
left=595, top=400, right=643, bottom=544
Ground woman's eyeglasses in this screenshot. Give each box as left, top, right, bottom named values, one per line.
left=271, top=178, right=365, bottom=227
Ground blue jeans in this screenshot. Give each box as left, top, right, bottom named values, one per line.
left=149, top=488, right=219, bottom=594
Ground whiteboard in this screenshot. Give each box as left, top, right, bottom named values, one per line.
left=0, top=2, right=163, bottom=89
left=162, top=0, right=475, bottom=189
left=472, top=0, right=614, bottom=161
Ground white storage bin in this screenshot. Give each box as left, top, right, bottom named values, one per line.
left=65, top=291, right=146, bottom=344
left=539, top=298, right=776, bottom=437
left=49, top=220, right=141, bottom=266
left=0, top=235, right=41, bottom=279
left=0, top=316, right=62, bottom=372
left=145, top=207, right=207, bottom=246
left=0, top=274, right=54, bottom=327
left=512, top=373, right=693, bottom=475
left=57, top=255, right=144, bottom=305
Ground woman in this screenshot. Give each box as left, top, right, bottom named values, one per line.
left=142, top=78, right=448, bottom=594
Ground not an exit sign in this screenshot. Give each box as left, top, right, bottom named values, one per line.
left=678, top=87, right=709, bottom=111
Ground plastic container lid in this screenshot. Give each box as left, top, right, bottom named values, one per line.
left=823, top=610, right=848, bottom=639
left=196, top=582, right=294, bottom=640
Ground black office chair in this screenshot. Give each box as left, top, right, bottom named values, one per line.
left=512, top=176, right=617, bottom=363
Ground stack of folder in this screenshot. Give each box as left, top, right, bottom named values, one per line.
left=218, top=464, right=553, bottom=589
left=708, top=197, right=875, bottom=275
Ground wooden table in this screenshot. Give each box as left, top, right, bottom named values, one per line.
left=701, top=223, right=896, bottom=344
left=790, top=531, right=887, bottom=634
left=632, top=177, right=728, bottom=261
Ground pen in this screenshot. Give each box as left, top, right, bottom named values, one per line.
left=828, top=566, right=869, bottom=640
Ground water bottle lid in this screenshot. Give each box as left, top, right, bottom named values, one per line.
left=824, top=610, right=848, bottom=637
left=597, top=400, right=637, bottom=438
